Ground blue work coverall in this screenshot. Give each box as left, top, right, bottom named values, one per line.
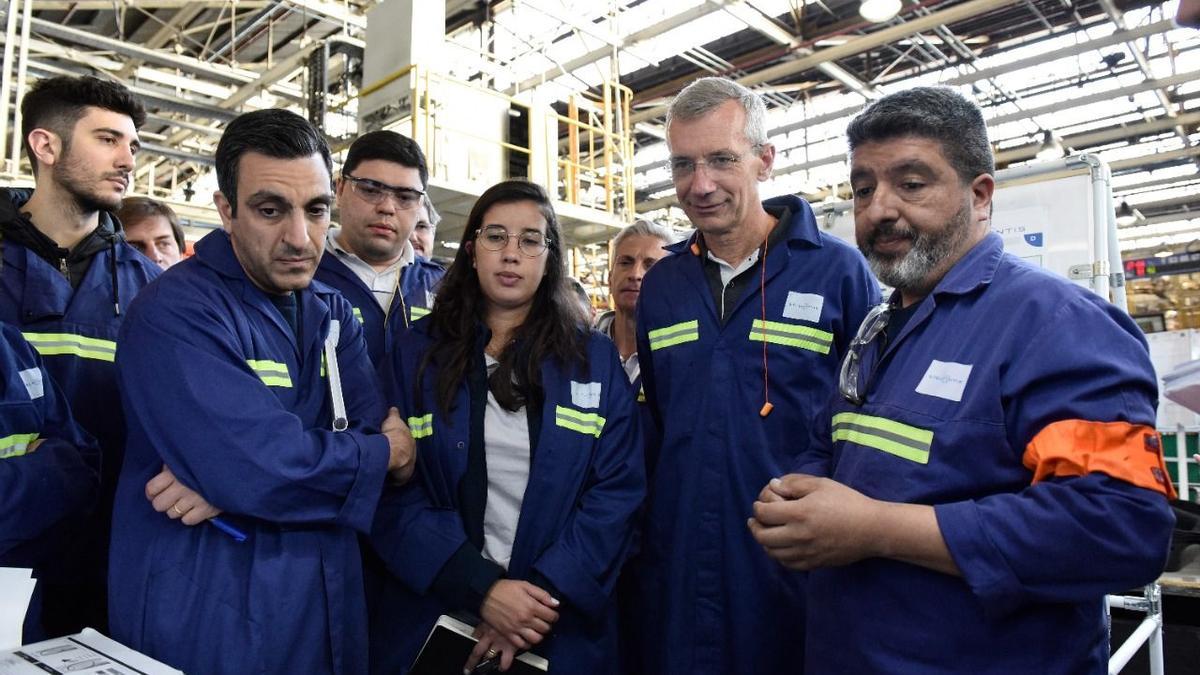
left=0, top=322, right=100, bottom=639
left=803, top=233, right=1175, bottom=673
left=630, top=194, right=878, bottom=674
left=369, top=322, right=646, bottom=674
left=0, top=187, right=159, bottom=632
left=109, top=229, right=391, bottom=674
left=315, top=249, right=444, bottom=367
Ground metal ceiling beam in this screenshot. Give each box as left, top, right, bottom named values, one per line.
left=994, top=110, right=1200, bottom=165
left=283, top=0, right=365, bottom=30
left=1095, top=0, right=1189, bottom=146
left=632, top=18, right=1180, bottom=173
left=718, top=0, right=877, bottom=99
left=509, top=1, right=726, bottom=94
left=20, top=15, right=259, bottom=86
left=118, top=3, right=208, bottom=79
left=986, top=69, right=1200, bottom=128
left=636, top=111, right=1200, bottom=212
left=631, top=0, right=1022, bottom=125
left=30, top=0, right=265, bottom=8
left=1110, top=145, right=1200, bottom=172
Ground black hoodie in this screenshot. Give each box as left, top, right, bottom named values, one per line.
left=0, top=187, right=123, bottom=289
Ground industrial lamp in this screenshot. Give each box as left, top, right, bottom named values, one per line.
left=1035, top=130, right=1065, bottom=161
left=860, top=0, right=901, bottom=23
left=1115, top=201, right=1146, bottom=227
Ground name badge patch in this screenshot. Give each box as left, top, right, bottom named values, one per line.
left=571, top=381, right=602, bottom=408
left=783, top=292, right=824, bottom=323
left=915, top=360, right=972, bottom=402
left=19, top=368, right=43, bottom=400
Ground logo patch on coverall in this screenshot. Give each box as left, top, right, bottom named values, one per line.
left=19, top=368, right=43, bottom=400
left=783, top=292, right=824, bottom=323
left=571, top=381, right=602, bottom=408
left=915, top=360, right=973, bottom=402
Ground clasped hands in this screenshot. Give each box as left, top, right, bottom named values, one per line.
left=747, top=473, right=886, bottom=571
left=464, top=579, right=560, bottom=673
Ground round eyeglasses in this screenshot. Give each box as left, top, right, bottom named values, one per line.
left=475, top=224, right=552, bottom=257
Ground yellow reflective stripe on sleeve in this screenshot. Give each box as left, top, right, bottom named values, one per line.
left=0, top=433, right=39, bottom=458
left=22, top=332, right=116, bottom=362
left=748, top=320, right=833, bottom=355
left=648, top=320, right=699, bottom=351
left=555, top=405, right=606, bottom=438
left=407, top=413, right=433, bottom=439
left=410, top=306, right=431, bottom=320
left=832, top=412, right=932, bottom=464
left=352, top=307, right=364, bottom=323
left=246, top=359, right=293, bottom=388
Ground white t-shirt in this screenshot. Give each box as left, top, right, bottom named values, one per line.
left=480, top=354, right=532, bottom=570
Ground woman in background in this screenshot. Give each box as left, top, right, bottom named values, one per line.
left=369, top=179, right=645, bottom=674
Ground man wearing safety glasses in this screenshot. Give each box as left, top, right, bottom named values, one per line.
left=316, top=130, right=445, bottom=368
left=749, top=86, right=1175, bottom=674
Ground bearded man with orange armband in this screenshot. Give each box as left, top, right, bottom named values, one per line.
left=749, top=86, right=1176, bottom=674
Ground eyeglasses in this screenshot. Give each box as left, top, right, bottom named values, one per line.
left=668, top=145, right=762, bottom=181
left=343, top=175, right=425, bottom=209
left=838, top=302, right=893, bottom=405
left=475, top=224, right=552, bottom=257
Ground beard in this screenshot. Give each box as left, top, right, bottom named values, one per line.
left=53, top=149, right=125, bottom=213
left=862, top=201, right=974, bottom=294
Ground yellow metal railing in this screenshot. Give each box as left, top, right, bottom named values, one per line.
left=344, top=63, right=636, bottom=221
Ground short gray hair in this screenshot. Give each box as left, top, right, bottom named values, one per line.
left=666, top=77, right=768, bottom=148
left=612, top=219, right=675, bottom=252
left=421, top=196, right=441, bottom=227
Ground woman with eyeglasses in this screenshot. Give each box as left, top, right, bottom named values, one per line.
left=367, top=179, right=646, bottom=674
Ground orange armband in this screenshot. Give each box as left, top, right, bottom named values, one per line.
left=1022, top=420, right=1176, bottom=499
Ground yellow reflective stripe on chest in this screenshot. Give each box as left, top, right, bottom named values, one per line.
left=748, top=320, right=833, bottom=355
left=22, top=332, right=116, bottom=362
left=0, top=433, right=39, bottom=459
left=246, top=359, right=292, bottom=388
left=352, top=307, right=364, bottom=323
left=648, top=320, right=699, bottom=351
left=832, top=412, right=933, bottom=464
left=410, top=306, right=431, bottom=320
left=555, top=405, right=605, bottom=437
left=407, top=413, right=433, bottom=439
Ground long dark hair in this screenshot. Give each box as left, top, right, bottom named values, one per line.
left=422, top=179, right=588, bottom=414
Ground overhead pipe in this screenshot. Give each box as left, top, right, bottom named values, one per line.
left=630, top=0, right=1024, bottom=125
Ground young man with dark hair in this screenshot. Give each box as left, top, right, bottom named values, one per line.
left=0, top=74, right=157, bottom=636
left=117, top=196, right=185, bottom=269
left=315, top=129, right=444, bottom=367
left=108, top=108, right=415, bottom=675
left=749, top=86, right=1175, bottom=673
